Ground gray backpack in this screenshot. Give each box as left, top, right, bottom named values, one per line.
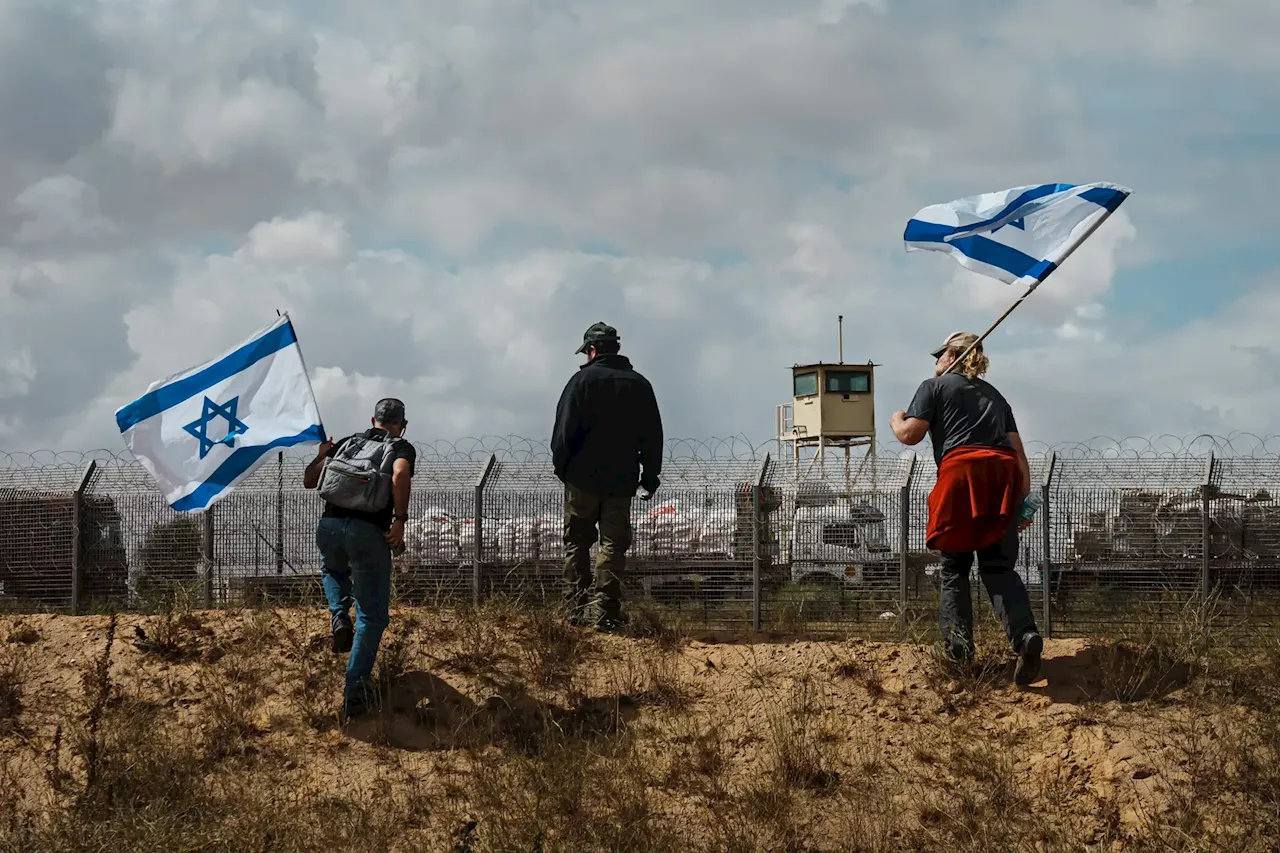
left=317, top=433, right=403, bottom=513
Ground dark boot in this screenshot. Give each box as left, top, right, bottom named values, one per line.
left=1015, top=632, right=1043, bottom=687
left=595, top=607, right=628, bottom=635
left=332, top=613, right=354, bottom=654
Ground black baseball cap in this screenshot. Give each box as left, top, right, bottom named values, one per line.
left=575, top=322, right=620, bottom=354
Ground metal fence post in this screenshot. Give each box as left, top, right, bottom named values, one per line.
left=1041, top=451, right=1057, bottom=639
left=202, top=508, right=215, bottom=609
left=473, top=453, right=497, bottom=605
left=898, top=453, right=918, bottom=628
left=70, top=460, right=98, bottom=616
left=275, top=451, right=285, bottom=575
left=1201, top=450, right=1215, bottom=601
left=752, top=453, right=772, bottom=632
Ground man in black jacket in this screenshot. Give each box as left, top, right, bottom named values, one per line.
left=551, top=322, right=663, bottom=632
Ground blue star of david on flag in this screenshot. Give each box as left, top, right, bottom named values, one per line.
left=116, top=314, right=325, bottom=512
left=903, top=181, right=1131, bottom=287
left=183, top=396, right=250, bottom=458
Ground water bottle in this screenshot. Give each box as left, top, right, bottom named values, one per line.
left=1019, top=493, right=1043, bottom=524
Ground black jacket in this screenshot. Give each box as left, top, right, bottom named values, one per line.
left=551, top=353, right=663, bottom=495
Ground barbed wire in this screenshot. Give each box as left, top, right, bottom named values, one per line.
left=4, top=433, right=1280, bottom=470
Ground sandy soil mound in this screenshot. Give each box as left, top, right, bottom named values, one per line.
left=1, top=604, right=1276, bottom=852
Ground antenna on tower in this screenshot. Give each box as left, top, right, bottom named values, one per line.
left=837, top=315, right=844, bottom=364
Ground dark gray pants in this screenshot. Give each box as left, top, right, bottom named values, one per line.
left=939, top=517, right=1038, bottom=658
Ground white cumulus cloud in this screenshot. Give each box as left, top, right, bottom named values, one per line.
left=239, top=212, right=352, bottom=266
left=0, top=0, right=1274, bottom=454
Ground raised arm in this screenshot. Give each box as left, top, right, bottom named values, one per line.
left=302, top=437, right=335, bottom=489
left=893, top=380, right=935, bottom=446
left=890, top=412, right=929, bottom=446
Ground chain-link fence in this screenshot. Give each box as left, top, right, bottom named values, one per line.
left=4, top=436, right=1280, bottom=639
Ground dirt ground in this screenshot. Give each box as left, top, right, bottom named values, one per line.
left=1, top=603, right=1277, bottom=852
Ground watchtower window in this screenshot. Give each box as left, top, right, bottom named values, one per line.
left=793, top=372, right=818, bottom=397
left=825, top=371, right=869, bottom=394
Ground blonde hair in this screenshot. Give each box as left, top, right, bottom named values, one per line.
left=945, top=332, right=989, bottom=379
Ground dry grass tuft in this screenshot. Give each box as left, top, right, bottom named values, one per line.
left=133, top=604, right=212, bottom=663
left=519, top=605, right=596, bottom=691
left=464, top=728, right=679, bottom=853
left=626, top=600, right=691, bottom=652
left=200, top=660, right=266, bottom=759
left=434, top=602, right=516, bottom=678
left=761, top=677, right=841, bottom=793
left=606, top=642, right=696, bottom=710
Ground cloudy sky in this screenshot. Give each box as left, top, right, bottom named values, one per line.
left=1, top=0, right=1276, bottom=454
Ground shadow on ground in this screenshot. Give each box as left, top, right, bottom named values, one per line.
left=344, top=669, right=642, bottom=752
left=1031, top=643, right=1196, bottom=705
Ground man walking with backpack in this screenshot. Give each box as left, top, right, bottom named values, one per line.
left=552, top=322, right=663, bottom=633
left=303, top=398, right=416, bottom=721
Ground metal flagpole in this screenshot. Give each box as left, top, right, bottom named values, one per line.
left=941, top=206, right=1121, bottom=376
left=277, top=308, right=327, bottom=438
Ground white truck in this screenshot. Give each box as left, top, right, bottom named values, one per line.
left=787, top=486, right=896, bottom=586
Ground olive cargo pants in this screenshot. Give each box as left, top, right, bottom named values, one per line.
left=562, top=483, right=633, bottom=620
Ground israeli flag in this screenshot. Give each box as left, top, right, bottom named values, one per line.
left=115, top=314, right=325, bottom=512
left=903, top=182, right=1131, bottom=288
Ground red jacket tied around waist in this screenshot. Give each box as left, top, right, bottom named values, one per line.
left=926, top=445, right=1022, bottom=553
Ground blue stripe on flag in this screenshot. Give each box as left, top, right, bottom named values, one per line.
left=904, top=219, right=962, bottom=243
left=170, top=424, right=325, bottom=512
left=1079, top=187, right=1128, bottom=213
left=946, top=235, right=1058, bottom=282
left=116, top=321, right=298, bottom=433
left=904, top=182, right=1133, bottom=246
left=937, top=183, right=1077, bottom=240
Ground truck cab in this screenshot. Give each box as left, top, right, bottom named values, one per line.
left=787, top=481, right=893, bottom=585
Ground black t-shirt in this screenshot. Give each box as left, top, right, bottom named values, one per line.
left=320, top=428, right=417, bottom=531
left=905, top=374, right=1018, bottom=468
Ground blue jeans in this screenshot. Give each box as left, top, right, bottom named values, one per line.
left=317, top=516, right=392, bottom=709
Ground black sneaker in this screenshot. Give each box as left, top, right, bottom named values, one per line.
left=339, top=699, right=367, bottom=727
left=1015, top=632, right=1044, bottom=687
left=332, top=616, right=354, bottom=654
left=339, top=684, right=378, bottom=725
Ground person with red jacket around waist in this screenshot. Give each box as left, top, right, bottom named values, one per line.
left=890, top=331, right=1043, bottom=686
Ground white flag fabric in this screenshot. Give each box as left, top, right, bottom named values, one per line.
left=903, top=182, right=1131, bottom=287
left=115, top=315, right=325, bottom=512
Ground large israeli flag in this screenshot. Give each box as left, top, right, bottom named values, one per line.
left=115, top=314, right=325, bottom=512
left=903, top=182, right=1131, bottom=287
